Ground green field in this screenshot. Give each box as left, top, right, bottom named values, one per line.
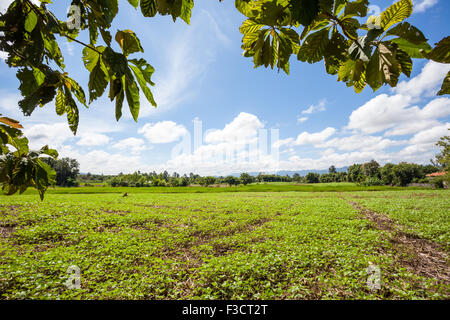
left=0, top=187, right=449, bottom=299
left=20, top=182, right=431, bottom=195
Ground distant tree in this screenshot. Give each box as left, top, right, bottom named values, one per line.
left=240, top=173, right=254, bottom=185
left=180, top=176, right=190, bottom=187
left=391, top=162, right=423, bottom=186
left=380, top=163, right=396, bottom=185
left=225, top=176, right=240, bottom=187
left=42, top=157, right=79, bottom=187
left=362, top=160, right=380, bottom=178
left=329, top=165, right=336, bottom=174
left=163, top=171, right=169, bottom=182
left=348, top=164, right=363, bottom=182
left=433, top=132, right=450, bottom=171
left=200, top=176, right=216, bottom=187
left=168, top=177, right=180, bottom=187
left=305, top=172, right=320, bottom=183
left=292, top=173, right=301, bottom=182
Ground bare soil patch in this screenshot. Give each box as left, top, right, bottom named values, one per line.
left=348, top=201, right=449, bottom=284
left=0, top=225, right=15, bottom=238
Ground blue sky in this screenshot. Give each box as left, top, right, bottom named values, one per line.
left=0, top=0, right=449, bottom=175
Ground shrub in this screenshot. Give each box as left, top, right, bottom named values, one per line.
left=359, top=177, right=384, bottom=186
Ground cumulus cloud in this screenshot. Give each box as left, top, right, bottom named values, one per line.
left=23, top=123, right=74, bottom=150
left=204, top=112, right=263, bottom=144
left=348, top=62, right=450, bottom=136
left=413, top=0, right=439, bottom=12
left=59, top=146, right=143, bottom=175
left=394, top=62, right=449, bottom=98
left=77, top=133, right=111, bottom=147
left=317, top=135, right=407, bottom=152
left=295, top=127, right=336, bottom=145
left=112, top=137, right=147, bottom=155
left=409, top=122, right=449, bottom=146
left=301, top=99, right=327, bottom=114
left=138, top=121, right=188, bottom=144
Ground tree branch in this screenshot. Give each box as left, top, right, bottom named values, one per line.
left=24, top=0, right=102, bottom=54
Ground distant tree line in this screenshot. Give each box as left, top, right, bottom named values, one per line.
left=41, top=157, right=80, bottom=187
left=87, top=160, right=440, bottom=188
left=46, top=133, right=449, bottom=188
left=42, top=159, right=444, bottom=189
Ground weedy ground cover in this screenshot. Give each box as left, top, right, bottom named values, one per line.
left=0, top=190, right=448, bottom=299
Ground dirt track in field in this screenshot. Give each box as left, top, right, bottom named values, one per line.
left=348, top=200, right=449, bottom=284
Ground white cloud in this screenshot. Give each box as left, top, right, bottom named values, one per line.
left=348, top=62, right=450, bottom=136
left=295, top=127, right=336, bottom=145
left=394, top=61, right=449, bottom=98
left=413, top=0, right=439, bottom=12
left=409, top=122, right=449, bottom=146
left=138, top=121, right=188, bottom=144
left=23, top=123, right=74, bottom=150
left=301, top=99, right=327, bottom=114
left=112, top=137, right=147, bottom=155
left=297, top=117, right=308, bottom=123
left=77, top=133, right=110, bottom=147
left=317, top=135, right=407, bottom=152
left=59, top=146, right=143, bottom=175
left=273, top=138, right=295, bottom=149
left=0, top=51, right=8, bottom=61
left=204, top=112, right=263, bottom=144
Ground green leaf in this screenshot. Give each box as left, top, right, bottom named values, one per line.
left=380, top=0, right=413, bottom=31
left=129, top=60, right=157, bottom=107
left=179, top=0, right=194, bottom=24
left=386, top=22, right=428, bottom=45
left=63, top=86, right=79, bottom=135
left=127, top=0, right=140, bottom=8
left=124, top=77, right=140, bottom=122
left=366, top=43, right=401, bottom=90
left=239, top=19, right=264, bottom=34
left=55, top=87, right=65, bottom=116
left=344, top=0, right=369, bottom=18
left=82, top=46, right=102, bottom=72
left=100, top=29, right=112, bottom=46
left=290, top=0, right=320, bottom=26
left=437, top=72, right=450, bottom=96
left=324, top=30, right=348, bottom=75
left=129, top=58, right=155, bottom=85
left=103, top=47, right=132, bottom=77
left=235, top=0, right=256, bottom=17
left=141, top=0, right=157, bottom=17
left=262, top=35, right=272, bottom=67
left=395, top=47, right=412, bottom=77
left=115, top=80, right=125, bottom=121
left=24, top=10, right=38, bottom=33
left=115, top=30, right=144, bottom=56
left=65, top=77, right=87, bottom=107
left=389, top=38, right=431, bottom=58
left=338, top=59, right=366, bottom=92
left=298, top=28, right=330, bottom=63
left=88, top=60, right=109, bottom=103
left=422, top=36, right=450, bottom=63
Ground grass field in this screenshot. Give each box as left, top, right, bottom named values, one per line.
left=0, top=187, right=448, bottom=299
left=20, top=182, right=432, bottom=195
